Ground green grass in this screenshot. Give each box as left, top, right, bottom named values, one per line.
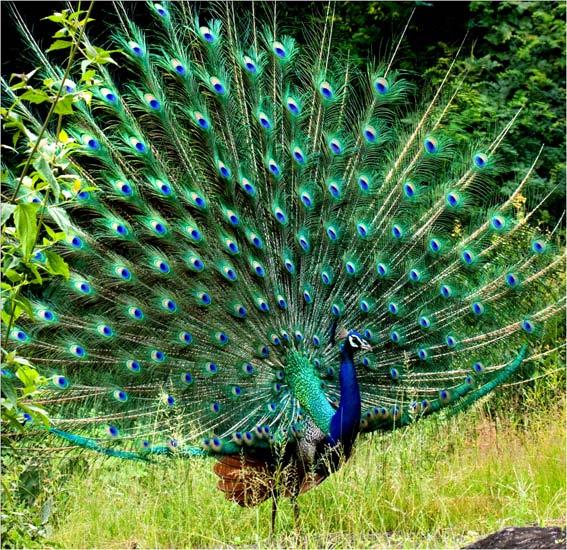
left=45, top=402, right=565, bottom=549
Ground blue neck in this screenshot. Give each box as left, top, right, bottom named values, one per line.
left=328, top=344, right=361, bottom=451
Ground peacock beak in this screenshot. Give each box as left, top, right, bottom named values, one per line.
left=361, top=340, right=372, bottom=351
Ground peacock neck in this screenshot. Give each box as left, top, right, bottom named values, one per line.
left=328, top=345, right=362, bottom=450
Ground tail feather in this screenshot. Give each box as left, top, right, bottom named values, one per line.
left=2, top=1, right=563, bottom=459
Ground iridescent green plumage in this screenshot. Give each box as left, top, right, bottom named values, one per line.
left=2, top=1, right=564, bottom=471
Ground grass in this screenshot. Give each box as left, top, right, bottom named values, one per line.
left=44, top=400, right=565, bottom=549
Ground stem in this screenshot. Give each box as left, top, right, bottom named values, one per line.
left=10, top=0, right=95, bottom=202
left=3, top=1, right=94, bottom=348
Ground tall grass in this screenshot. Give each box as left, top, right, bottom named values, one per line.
left=47, top=399, right=565, bottom=549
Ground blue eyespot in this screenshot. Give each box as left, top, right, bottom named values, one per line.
left=172, top=59, right=186, bottom=75
left=429, top=239, right=441, bottom=252
left=473, top=153, right=488, bottom=168
left=409, top=269, right=421, bottom=282
left=488, top=216, right=504, bottom=231
left=418, top=348, right=428, bottom=360
left=273, top=41, right=287, bottom=58
left=461, top=250, right=475, bottom=265
left=151, top=350, right=165, bottom=362
left=39, top=309, right=55, bottom=321
left=301, top=192, right=312, bottom=207
left=440, top=284, right=452, bottom=298
left=107, top=425, right=119, bottom=437
left=116, top=267, right=132, bottom=281
left=424, top=137, right=438, bottom=154
left=243, top=55, right=257, bottom=74
left=403, top=182, right=416, bottom=198
left=358, top=176, right=370, bottom=191
left=286, top=97, right=300, bottom=115
left=374, top=77, right=389, bottom=95
left=329, top=139, right=342, bottom=155
left=199, top=26, right=215, bottom=43
left=505, top=273, right=519, bottom=287
left=115, top=224, right=128, bottom=236
left=531, top=239, right=546, bottom=254
left=210, top=77, right=226, bottom=95
left=377, top=263, right=388, bottom=277
left=327, top=227, right=338, bottom=241
left=446, top=335, right=457, bottom=348
left=87, top=138, right=100, bottom=150
left=274, top=208, right=287, bottom=224
left=363, top=126, right=377, bottom=143
left=129, top=307, right=143, bottom=320
left=70, top=345, right=86, bottom=358
left=159, top=183, right=171, bottom=196
left=446, top=192, right=460, bottom=208
left=319, top=81, right=334, bottom=100
left=258, top=113, right=271, bottom=129
left=328, top=182, right=341, bottom=198
left=473, top=361, right=484, bottom=373
left=179, top=331, right=193, bottom=344
left=126, top=359, right=145, bottom=376
left=392, top=224, right=403, bottom=239
left=522, top=319, right=535, bottom=333
left=419, top=316, right=431, bottom=329
left=471, top=302, right=484, bottom=315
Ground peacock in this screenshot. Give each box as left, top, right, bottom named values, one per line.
left=2, top=0, right=564, bottom=532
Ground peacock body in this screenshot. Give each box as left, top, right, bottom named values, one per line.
left=2, top=0, right=564, bottom=515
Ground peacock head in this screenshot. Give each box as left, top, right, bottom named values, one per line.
left=336, top=327, right=372, bottom=354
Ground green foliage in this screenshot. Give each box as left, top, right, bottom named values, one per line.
left=0, top=4, right=116, bottom=430
left=431, top=2, right=565, bottom=223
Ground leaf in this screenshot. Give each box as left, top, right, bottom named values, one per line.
left=13, top=203, right=39, bottom=261
left=80, top=59, right=92, bottom=76
left=47, top=206, right=72, bottom=232
left=54, top=95, right=74, bottom=116
left=45, top=250, right=70, bottom=279
left=19, top=89, right=50, bottom=104
left=44, top=12, right=67, bottom=23
left=46, top=40, right=72, bottom=52
left=0, top=203, right=16, bottom=226
left=33, top=156, right=60, bottom=197
left=53, top=28, right=69, bottom=38
left=58, top=129, right=69, bottom=143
